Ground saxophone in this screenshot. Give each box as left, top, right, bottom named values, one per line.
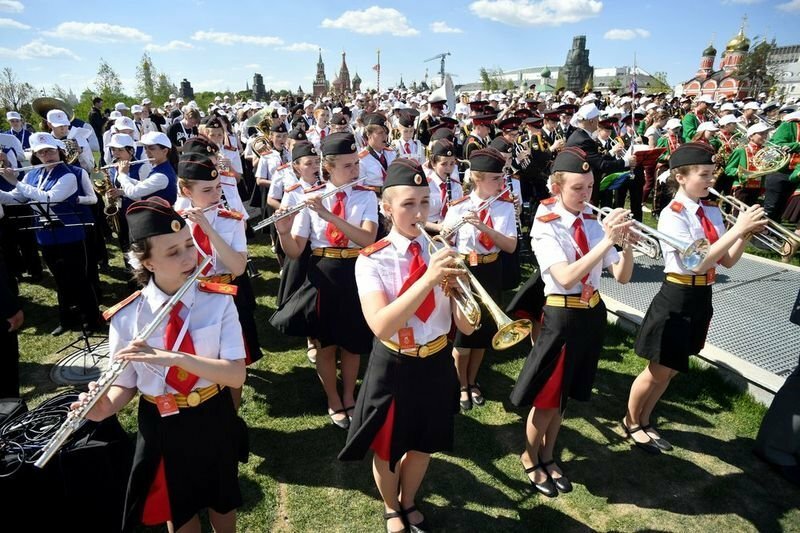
left=34, top=257, right=212, bottom=468
left=93, top=169, right=122, bottom=237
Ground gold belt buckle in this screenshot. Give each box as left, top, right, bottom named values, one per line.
left=186, top=390, right=201, bottom=407
left=418, top=345, right=430, bottom=357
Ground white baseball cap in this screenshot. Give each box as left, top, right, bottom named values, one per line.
left=720, top=102, right=736, bottom=112
left=140, top=131, right=172, bottom=148
left=699, top=95, right=716, bottom=105
left=303, top=99, right=314, bottom=108
left=106, top=133, right=135, bottom=149
left=131, top=104, right=143, bottom=113
left=576, top=103, right=600, bottom=121
left=114, top=117, right=135, bottom=132
left=141, top=98, right=152, bottom=105
left=743, top=101, right=761, bottom=110
left=697, top=122, right=719, bottom=133
left=784, top=110, right=800, bottom=122
left=665, top=118, right=682, bottom=130
left=109, top=110, right=122, bottom=119
left=114, top=102, right=129, bottom=111
left=718, top=114, right=740, bottom=126
left=746, top=123, right=771, bottom=137
left=30, top=132, right=65, bottom=152
left=6, top=111, right=21, bottom=121
left=46, top=109, right=70, bottom=127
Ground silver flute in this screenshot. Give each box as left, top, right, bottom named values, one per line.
left=440, top=185, right=512, bottom=240
left=34, top=256, right=212, bottom=468
left=98, top=158, right=154, bottom=171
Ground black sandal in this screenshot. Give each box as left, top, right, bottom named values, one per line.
left=523, top=462, right=558, bottom=498
left=621, top=419, right=661, bottom=454
left=328, top=407, right=350, bottom=430
left=469, top=383, right=485, bottom=406
left=383, top=510, right=407, bottom=533
left=642, top=423, right=672, bottom=451
left=401, top=505, right=430, bottom=533
left=459, top=386, right=472, bottom=411
left=344, top=405, right=355, bottom=420
left=540, top=458, right=573, bottom=493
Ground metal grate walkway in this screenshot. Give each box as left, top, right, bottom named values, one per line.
left=599, top=255, right=800, bottom=379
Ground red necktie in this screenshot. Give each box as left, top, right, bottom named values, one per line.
left=404, top=141, right=411, bottom=154
left=573, top=217, right=590, bottom=283
left=192, top=223, right=213, bottom=275
left=379, top=151, right=387, bottom=168
left=320, top=129, right=326, bottom=139
left=477, top=207, right=495, bottom=250
left=439, top=182, right=448, bottom=219
left=696, top=206, right=719, bottom=244
left=164, top=301, right=199, bottom=395
left=325, top=191, right=349, bottom=247
left=397, top=242, right=435, bottom=322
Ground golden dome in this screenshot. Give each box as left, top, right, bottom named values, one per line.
left=725, top=27, right=750, bottom=53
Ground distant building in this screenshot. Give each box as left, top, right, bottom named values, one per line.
left=179, top=78, right=194, bottom=100
left=312, top=49, right=329, bottom=98
left=352, top=72, right=362, bottom=93
left=331, top=52, right=352, bottom=95
left=682, top=23, right=751, bottom=100
left=252, top=73, right=267, bottom=101
left=768, top=44, right=800, bottom=101
left=559, top=35, right=594, bottom=94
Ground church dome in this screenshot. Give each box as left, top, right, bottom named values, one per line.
left=540, top=65, right=551, bottom=79
left=725, top=27, right=750, bottom=53
left=703, top=43, right=717, bottom=57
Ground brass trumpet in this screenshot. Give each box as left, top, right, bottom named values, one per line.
left=708, top=187, right=799, bottom=259
left=415, top=223, right=531, bottom=350
left=584, top=202, right=709, bottom=270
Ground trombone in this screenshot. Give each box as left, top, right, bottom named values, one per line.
left=708, top=187, right=799, bottom=259
left=584, top=202, right=709, bottom=270
left=415, top=223, right=531, bottom=350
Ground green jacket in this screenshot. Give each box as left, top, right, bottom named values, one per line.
left=682, top=112, right=700, bottom=143
left=770, top=121, right=800, bottom=181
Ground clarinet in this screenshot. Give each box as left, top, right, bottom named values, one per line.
left=443, top=171, right=451, bottom=221
left=34, top=256, right=212, bottom=468
left=505, top=171, right=524, bottom=246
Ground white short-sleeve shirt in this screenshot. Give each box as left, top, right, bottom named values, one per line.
left=182, top=206, right=247, bottom=275
left=657, top=191, right=726, bottom=275
left=425, top=167, right=463, bottom=223
left=291, top=182, right=378, bottom=249
left=442, top=190, right=517, bottom=254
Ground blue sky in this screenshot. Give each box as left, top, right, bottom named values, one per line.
left=0, top=0, right=797, bottom=98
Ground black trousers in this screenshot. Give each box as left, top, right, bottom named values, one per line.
left=0, top=328, right=20, bottom=397
left=41, top=240, right=100, bottom=327
left=764, top=172, right=799, bottom=222
left=614, top=166, right=645, bottom=222
left=0, top=206, right=42, bottom=277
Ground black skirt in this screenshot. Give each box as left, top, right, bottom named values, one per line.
left=510, top=300, right=607, bottom=411
left=338, top=339, right=459, bottom=471
left=276, top=242, right=312, bottom=306
left=122, top=388, right=242, bottom=532
left=233, top=273, right=262, bottom=364
left=634, top=281, right=713, bottom=373
left=453, top=258, right=502, bottom=349
left=309, top=255, right=373, bottom=354
left=505, top=269, right=545, bottom=322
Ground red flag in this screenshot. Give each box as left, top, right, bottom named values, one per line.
left=372, top=64, right=380, bottom=72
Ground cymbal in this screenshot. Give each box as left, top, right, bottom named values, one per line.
left=32, top=97, right=74, bottom=121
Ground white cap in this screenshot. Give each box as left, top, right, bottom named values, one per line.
left=176, top=97, right=184, bottom=104
left=277, top=107, right=288, bottom=116
left=697, top=121, right=719, bottom=133
left=758, top=92, right=767, bottom=98
left=699, top=95, right=716, bottom=105
left=718, top=114, right=740, bottom=126
left=106, top=133, right=135, bottom=149
left=303, top=99, right=314, bottom=108
left=576, top=103, right=600, bottom=121
left=582, top=93, right=598, bottom=104
left=639, top=96, right=651, bottom=104
left=109, top=110, right=122, bottom=119
left=665, top=118, right=682, bottom=130
left=140, top=131, right=172, bottom=148
left=131, top=104, right=143, bottom=113
left=784, top=110, right=800, bottom=122
left=747, top=123, right=771, bottom=137
left=30, top=132, right=64, bottom=152
left=141, top=98, right=152, bottom=105
left=645, top=102, right=657, bottom=111
left=168, top=93, right=176, bottom=100
left=114, top=102, right=128, bottom=111
left=743, top=101, right=760, bottom=110
left=618, top=96, right=632, bottom=105
left=6, top=111, right=21, bottom=121
left=114, top=117, right=135, bottom=132
left=720, top=102, right=736, bottom=112
left=46, top=109, right=70, bottom=127
left=214, top=96, right=222, bottom=102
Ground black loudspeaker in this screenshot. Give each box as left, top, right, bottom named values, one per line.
left=1, top=397, right=133, bottom=532
left=0, top=398, right=26, bottom=426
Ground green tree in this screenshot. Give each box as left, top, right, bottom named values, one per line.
left=154, top=73, right=178, bottom=106
left=136, top=52, right=157, bottom=101
left=736, top=38, right=777, bottom=97
left=609, top=77, right=622, bottom=90
left=0, top=67, right=36, bottom=112
left=94, top=58, right=125, bottom=103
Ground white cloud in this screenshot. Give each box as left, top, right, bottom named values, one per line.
left=321, top=6, right=419, bottom=36
left=243, top=63, right=260, bottom=69
left=0, top=17, right=28, bottom=29
left=604, top=28, right=650, bottom=40
left=279, top=42, right=320, bottom=52
left=469, top=0, right=602, bottom=26
left=0, top=39, right=80, bottom=60
left=191, top=30, right=283, bottom=46
left=0, top=1, right=23, bottom=13
left=430, top=21, right=463, bottom=33
left=45, top=22, right=151, bottom=43
left=777, top=0, right=800, bottom=10
left=144, top=40, right=194, bottom=52
left=193, top=78, right=228, bottom=91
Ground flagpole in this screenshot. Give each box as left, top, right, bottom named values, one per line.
left=376, top=49, right=381, bottom=93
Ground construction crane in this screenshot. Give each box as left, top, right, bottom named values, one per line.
left=424, top=52, right=451, bottom=87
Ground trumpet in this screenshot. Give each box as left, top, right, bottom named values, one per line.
left=35, top=257, right=212, bottom=468
left=98, top=158, right=153, bottom=171
left=440, top=185, right=512, bottom=240
left=584, top=202, right=709, bottom=270
left=415, top=223, right=531, bottom=350
left=708, top=187, right=799, bottom=259
left=251, top=176, right=368, bottom=232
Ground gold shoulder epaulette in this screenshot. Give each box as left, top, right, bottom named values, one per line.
left=537, top=212, right=560, bottom=223
left=276, top=162, right=291, bottom=171
left=360, top=238, right=391, bottom=256
left=448, top=196, right=470, bottom=207
left=198, top=281, right=238, bottom=296
left=102, top=291, right=141, bottom=321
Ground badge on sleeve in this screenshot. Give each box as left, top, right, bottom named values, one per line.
left=398, top=327, right=416, bottom=350
left=155, top=394, right=180, bottom=417
left=580, top=283, right=594, bottom=304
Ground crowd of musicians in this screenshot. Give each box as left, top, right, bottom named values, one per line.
left=0, top=84, right=798, bottom=532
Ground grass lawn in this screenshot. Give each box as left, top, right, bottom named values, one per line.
left=14, top=234, right=800, bottom=532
